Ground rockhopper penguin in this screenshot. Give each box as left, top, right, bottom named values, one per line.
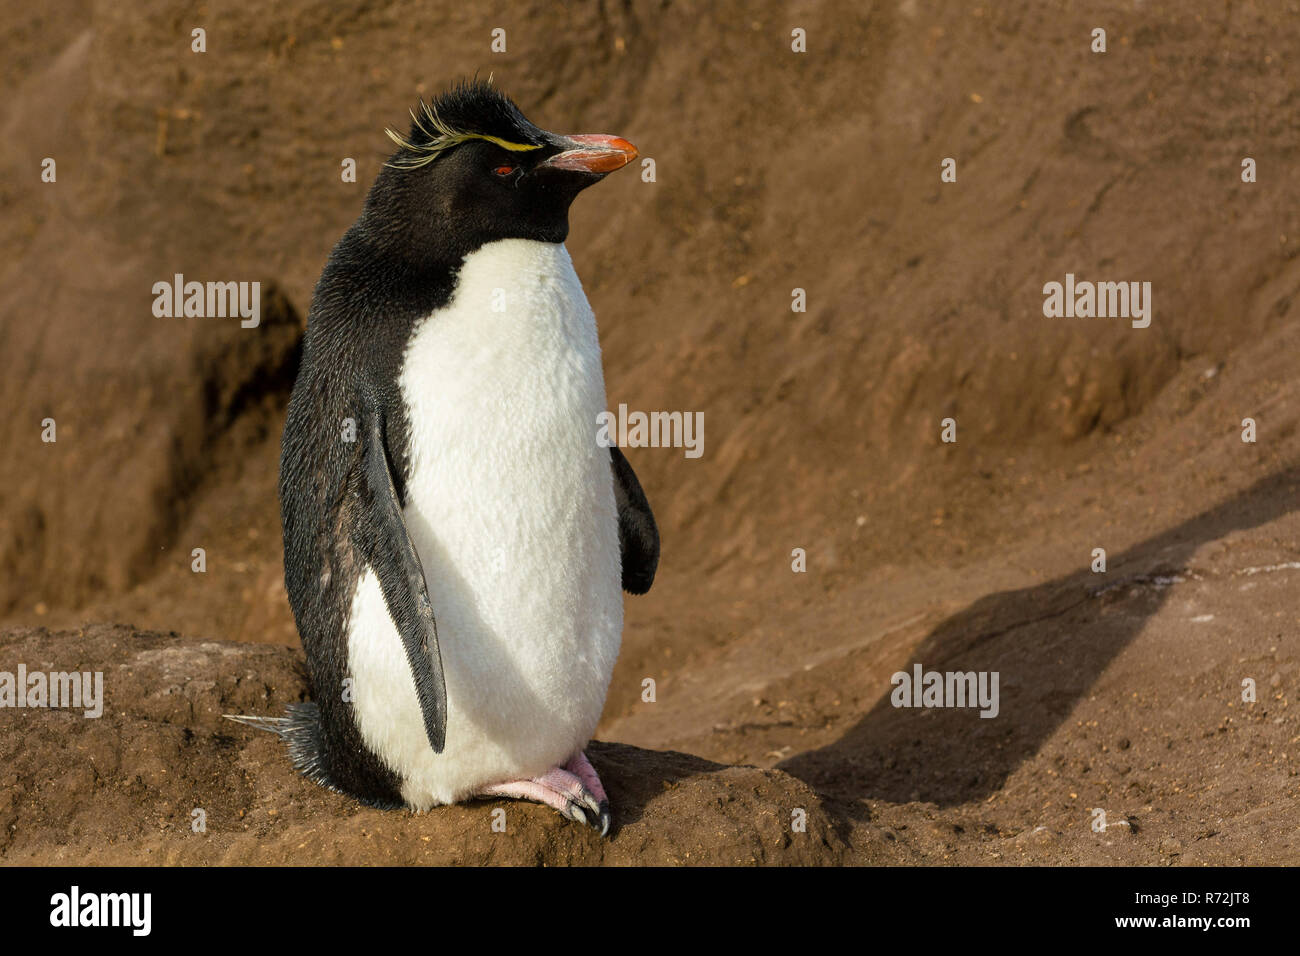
left=229, top=80, right=658, bottom=836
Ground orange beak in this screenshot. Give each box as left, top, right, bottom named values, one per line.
left=538, top=134, right=638, bottom=174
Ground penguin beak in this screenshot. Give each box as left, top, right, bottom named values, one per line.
left=538, top=134, right=638, bottom=175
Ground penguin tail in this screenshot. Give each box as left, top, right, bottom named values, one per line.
left=224, top=703, right=405, bottom=810
left=223, top=702, right=333, bottom=790
left=222, top=713, right=294, bottom=735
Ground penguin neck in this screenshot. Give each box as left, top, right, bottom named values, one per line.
left=361, top=209, right=475, bottom=272
left=358, top=177, right=571, bottom=272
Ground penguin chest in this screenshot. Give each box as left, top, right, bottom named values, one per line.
left=346, top=239, right=623, bottom=807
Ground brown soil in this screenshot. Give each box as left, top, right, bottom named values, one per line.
left=1, top=0, right=1297, bottom=864
left=0, top=625, right=848, bottom=864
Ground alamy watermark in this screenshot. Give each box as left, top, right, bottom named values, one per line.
left=152, top=273, right=260, bottom=328
left=596, top=403, right=703, bottom=458
left=0, top=665, right=103, bottom=718
left=50, top=886, right=150, bottom=936
left=890, top=663, right=999, bottom=718
left=1042, top=273, right=1151, bottom=329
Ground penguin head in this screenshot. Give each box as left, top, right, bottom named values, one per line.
left=365, top=80, right=637, bottom=260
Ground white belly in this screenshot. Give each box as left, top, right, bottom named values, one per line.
left=346, top=239, right=623, bottom=808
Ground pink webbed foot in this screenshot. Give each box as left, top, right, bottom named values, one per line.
left=477, top=750, right=612, bottom=836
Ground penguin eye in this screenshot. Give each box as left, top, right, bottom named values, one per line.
left=492, top=164, right=518, bottom=177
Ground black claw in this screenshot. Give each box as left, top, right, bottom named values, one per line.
left=563, top=797, right=611, bottom=837
left=566, top=802, right=590, bottom=827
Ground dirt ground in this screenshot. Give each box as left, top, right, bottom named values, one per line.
left=0, top=0, right=1297, bottom=864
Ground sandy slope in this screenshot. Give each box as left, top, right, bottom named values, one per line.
left=0, top=0, right=1297, bottom=864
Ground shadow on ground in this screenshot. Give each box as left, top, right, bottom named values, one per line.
left=780, top=465, right=1300, bottom=808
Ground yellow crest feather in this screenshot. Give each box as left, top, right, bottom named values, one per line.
left=384, top=96, right=541, bottom=170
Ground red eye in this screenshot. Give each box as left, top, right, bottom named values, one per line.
left=493, top=164, right=517, bottom=176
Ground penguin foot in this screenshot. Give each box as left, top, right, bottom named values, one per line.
left=563, top=750, right=611, bottom=835
left=477, top=753, right=612, bottom=837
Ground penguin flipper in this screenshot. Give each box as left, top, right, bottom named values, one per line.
left=351, top=396, right=449, bottom=754
left=610, top=445, right=659, bottom=594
